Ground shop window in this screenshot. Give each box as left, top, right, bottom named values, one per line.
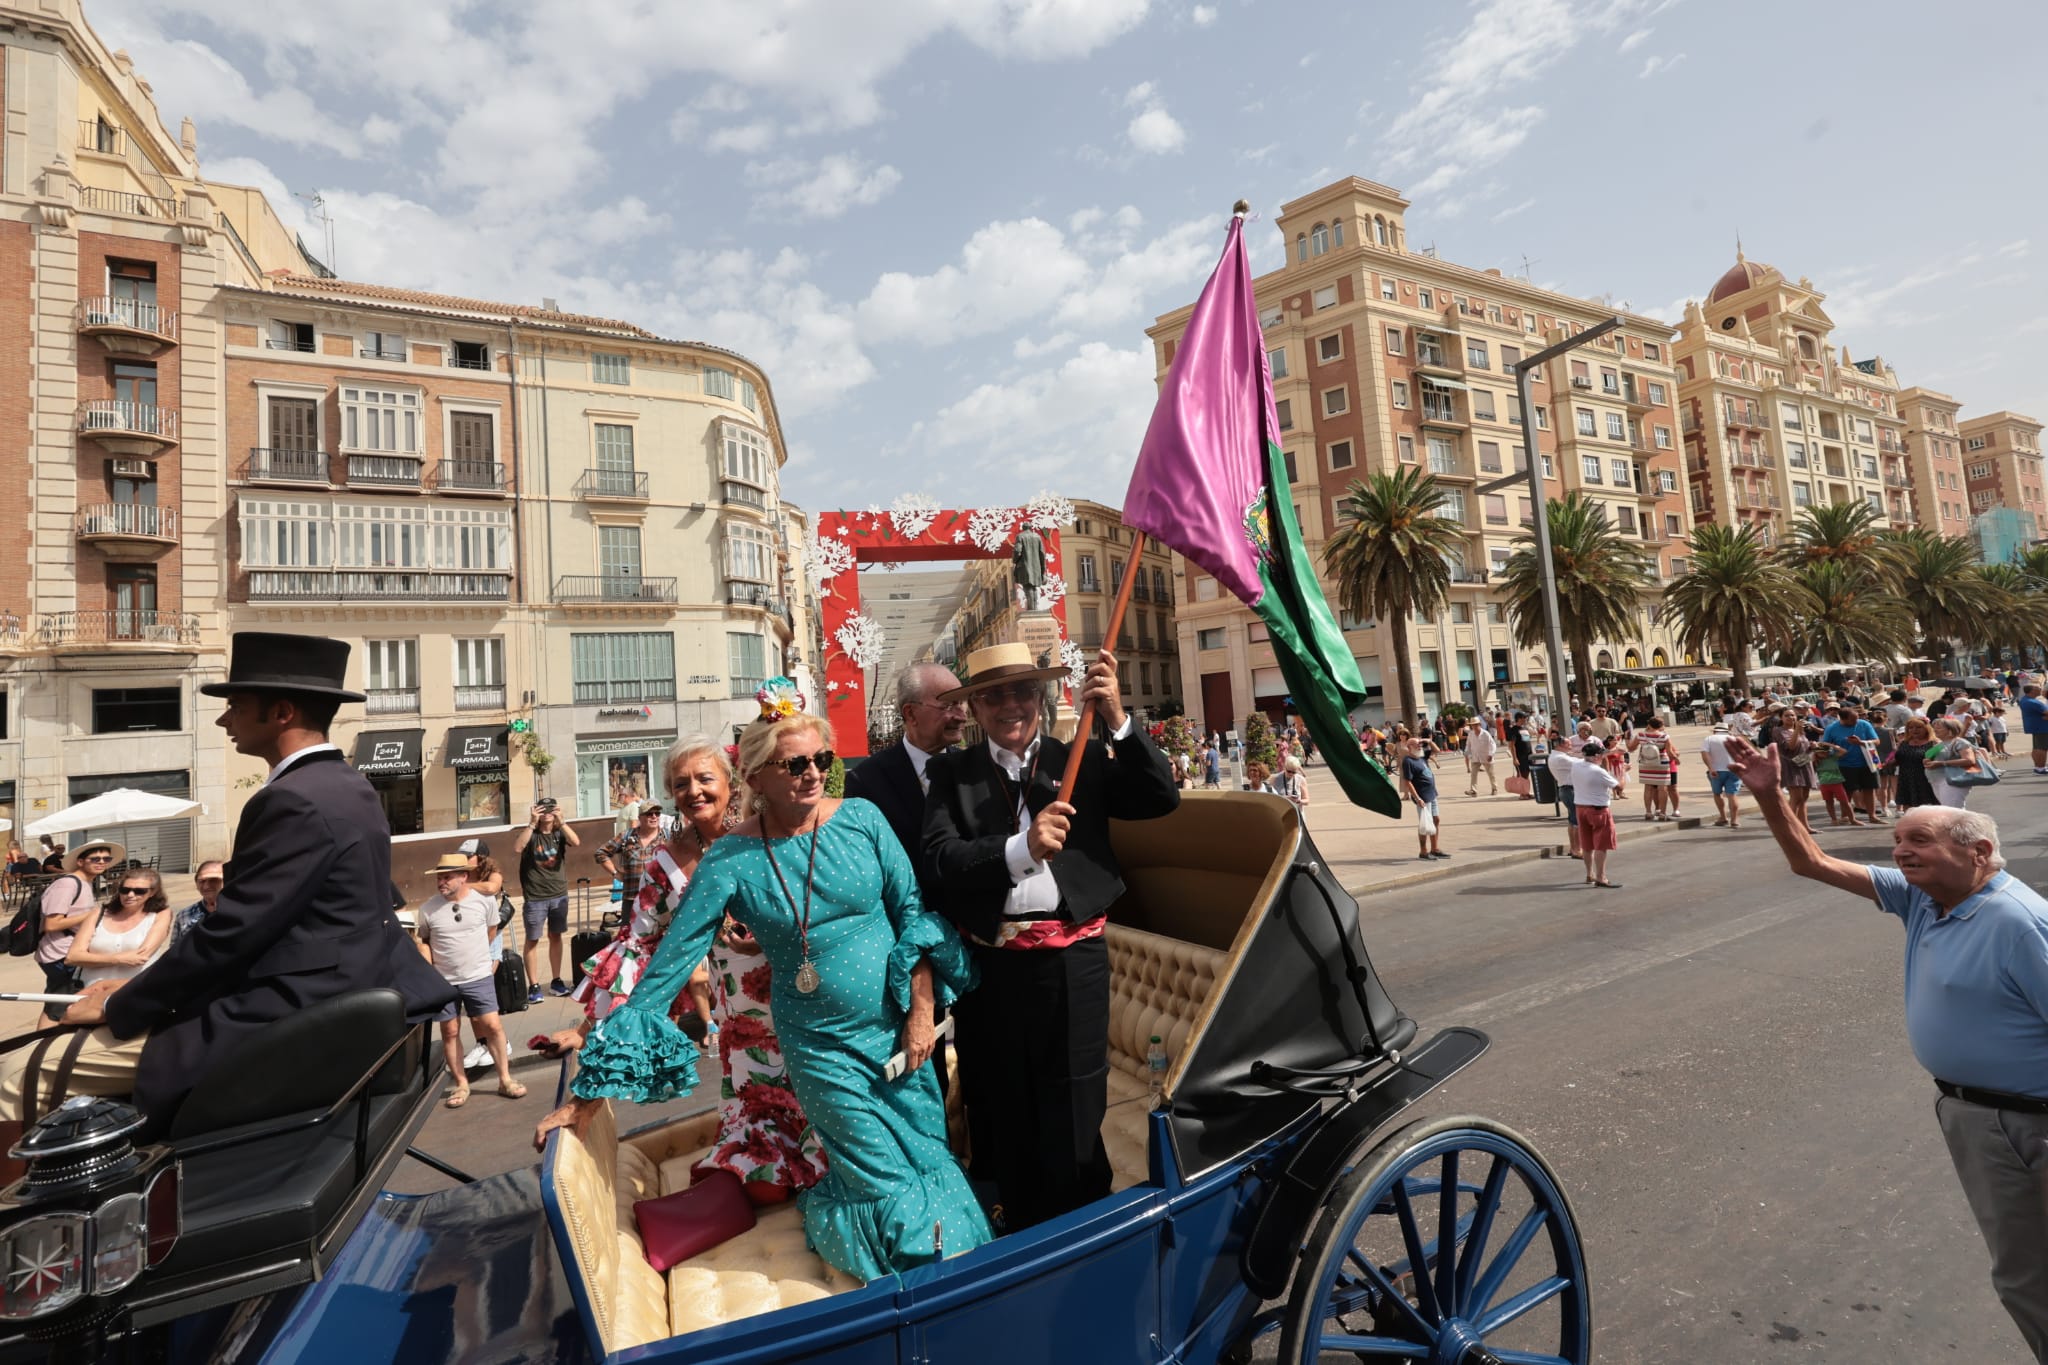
left=90, top=686, right=179, bottom=734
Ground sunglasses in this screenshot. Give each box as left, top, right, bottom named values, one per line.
left=772, top=750, right=836, bottom=777
left=117, top=886, right=151, bottom=898
left=977, top=682, right=1044, bottom=707
left=81, top=853, right=114, bottom=863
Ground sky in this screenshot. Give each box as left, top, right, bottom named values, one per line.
left=90, top=0, right=2048, bottom=518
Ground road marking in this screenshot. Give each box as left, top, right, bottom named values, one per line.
left=1436, top=904, right=1795, bottom=1027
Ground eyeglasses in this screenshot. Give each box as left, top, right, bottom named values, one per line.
left=773, top=750, right=836, bottom=777
left=915, top=698, right=968, bottom=714
left=117, top=886, right=151, bottom=898
left=197, top=877, right=224, bottom=888
left=81, top=853, right=114, bottom=864
left=977, top=682, right=1044, bottom=707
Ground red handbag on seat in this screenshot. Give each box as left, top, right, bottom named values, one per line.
left=632, top=1168, right=757, bottom=1271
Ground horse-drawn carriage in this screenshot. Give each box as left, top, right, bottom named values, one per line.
left=0, top=792, right=1589, bottom=1364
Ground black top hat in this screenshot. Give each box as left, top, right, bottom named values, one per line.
left=200, top=632, right=365, bottom=701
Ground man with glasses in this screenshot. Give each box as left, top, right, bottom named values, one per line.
left=415, top=854, right=522, bottom=1106
left=595, top=802, right=665, bottom=908
left=170, top=860, right=226, bottom=946
left=925, top=641, right=1179, bottom=1228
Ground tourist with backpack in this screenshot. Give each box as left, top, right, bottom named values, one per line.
left=33, top=841, right=119, bottom=1022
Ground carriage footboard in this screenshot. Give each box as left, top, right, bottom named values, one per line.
left=1238, top=1026, right=1489, bottom=1300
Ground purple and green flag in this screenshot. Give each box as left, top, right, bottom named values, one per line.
left=1123, top=212, right=1400, bottom=817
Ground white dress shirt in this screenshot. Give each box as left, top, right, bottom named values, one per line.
left=995, top=717, right=1135, bottom=919
left=266, top=741, right=341, bottom=785
left=905, top=739, right=939, bottom=794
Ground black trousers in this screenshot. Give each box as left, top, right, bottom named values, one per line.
left=953, top=935, right=1112, bottom=1230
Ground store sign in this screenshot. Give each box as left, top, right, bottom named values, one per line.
left=686, top=674, right=720, bottom=685
left=595, top=706, right=653, bottom=720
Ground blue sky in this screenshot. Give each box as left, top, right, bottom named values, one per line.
left=92, top=0, right=2048, bottom=516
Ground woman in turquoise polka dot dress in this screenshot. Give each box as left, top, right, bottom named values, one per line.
left=537, top=699, right=991, bottom=1281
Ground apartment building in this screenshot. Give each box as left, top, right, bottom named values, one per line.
left=1958, top=410, right=2045, bottom=533
left=1148, top=177, right=1692, bottom=733
left=1896, top=387, right=1972, bottom=536
left=1673, top=254, right=1913, bottom=539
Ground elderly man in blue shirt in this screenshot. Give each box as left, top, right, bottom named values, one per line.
left=1727, top=735, right=2048, bottom=1361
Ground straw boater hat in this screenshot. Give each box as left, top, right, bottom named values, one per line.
left=430, top=853, right=472, bottom=874
left=940, top=641, right=1067, bottom=703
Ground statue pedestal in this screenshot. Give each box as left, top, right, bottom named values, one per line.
left=1014, top=610, right=1079, bottom=741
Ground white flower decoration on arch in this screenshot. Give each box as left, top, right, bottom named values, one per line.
left=1025, top=492, right=1077, bottom=531
left=807, top=533, right=855, bottom=594
left=967, top=506, right=1019, bottom=554
left=888, top=493, right=941, bottom=541
left=1060, top=639, right=1088, bottom=692
left=834, top=612, right=886, bottom=670
left=1039, top=572, right=1068, bottom=606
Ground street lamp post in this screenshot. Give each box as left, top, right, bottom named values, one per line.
left=1482, top=315, right=1626, bottom=730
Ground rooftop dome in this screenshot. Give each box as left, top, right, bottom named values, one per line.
left=1707, top=249, right=1774, bottom=304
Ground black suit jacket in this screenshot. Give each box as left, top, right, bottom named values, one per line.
left=844, top=741, right=942, bottom=894
left=105, top=748, right=455, bottom=1128
left=923, top=725, right=1179, bottom=946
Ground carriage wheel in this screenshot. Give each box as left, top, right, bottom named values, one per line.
left=1278, top=1114, right=1590, bottom=1365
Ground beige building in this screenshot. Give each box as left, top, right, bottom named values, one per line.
left=1673, top=254, right=1913, bottom=539
left=1149, top=177, right=1693, bottom=733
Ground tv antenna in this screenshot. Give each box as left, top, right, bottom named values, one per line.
left=296, top=191, right=337, bottom=276
left=1519, top=254, right=1540, bottom=280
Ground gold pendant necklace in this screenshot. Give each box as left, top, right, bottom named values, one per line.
left=762, top=807, right=823, bottom=994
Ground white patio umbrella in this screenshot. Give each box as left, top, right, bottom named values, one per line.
left=24, top=788, right=200, bottom=839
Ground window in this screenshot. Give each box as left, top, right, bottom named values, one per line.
left=1644, top=342, right=1661, bottom=361
left=1267, top=346, right=1288, bottom=378
left=1138, top=663, right=1153, bottom=695
left=90, top=687, right=179, bottom=734
left=1472, top=390, right=1496, bottom=422
left=1197, top=628, right=1226, bottom=651
left=1606, top=412, right=1626, bottom=441
left=739, top=377, right=758, bottom=412
left=267, top=320, right=314, bottom=353
left=1295, top=235, right=1308, bottom=264
left=1582, top=455, right=1603, bottom=483
left=1310, top=224, right=1329, bottom=255
left=1657, top=470, right=1677, bottom=493
left=360, top=330, right=406, bottom=362
left=1329, top=440, right=1354, bottom=470
left=1654, top=425, right=1672, bottom=449
left=592, top=352, right=631, bottom=385
left=1078, top=554, right=1099, bottom=592
left=1576, top=409, right=1597, bottom=437
left=1398, top=435, right=1416, bottom=463
left=1281, top=448, right=1298, bottom=484
left=1467, top=341, right=1489, bottom=370
left=1792, top=482, right=1811, bottom=507
left=1519, top=498, right=1535, bottom=525
left=1479, top=440, right=1502, bottom=472
left=1322, top=387, right=1348, bottom=417
left=1664, top=512, right=1680, bottom=534
left=1541, top=454, right=1554, bottom=478
left=1600, top=368, right=1619, bottom=394
left=1109, top=559, right=1126, bottom=595
left=594, top=424, right=636, bottom=482
left=1534, top=407, right=1549, bottom=430
left=722, top=422, right=772, bottom=488
left=452, top=340, right=490, bottom=371
left=1390, top=381, right=1409, bottom=409
left=727, top=632, right=767, bottom=696
left=1787, top=441, right=1807, bottom=469
left=1611, top=458, right=1632, bottom=486
left=1969, top=461, right=1992, bottom=479
left=1648, top=381, right=1667, bottom=405
left=365, top=639, right=418, bottom=694
left=1275, top=398, right=1293, bottom=430
left=704, top=366, right=736, bottom=400
left=1500, top=344, right=1521, bottom=371
left=599, top=525, right=642, bottom=582
left=1151, top=567, right=1167, bottom=601
left=454, top=637, right=504, bottom=689
left=1450, top=602, right=1472, bottom=623
left=1380, top=277, right=1397, bottom=301
left=1779, top=401, right=1802, bottom=430
left=1616, top=506, right=1637, bottom=533
left=1427, top=436, right=1457, bottom=474
left=571, top=632, right=677, bottom=703
left=266, top=396, right=319, bottom=456
left=1385, top=327, right=1403, bottom=355
left=1313, top=286, right=1337, bottom=310
left=726, top=522, right=774, bottom=583
left=1317, top=334, right=1343, bottom=363
left=1418, top=288, right=1433, bottom=310
left=339, top=387, right=421, bottom=454
left=1484, top=493, right=1508, bottom=524
left=1435, top=489, right=1465, bottom=520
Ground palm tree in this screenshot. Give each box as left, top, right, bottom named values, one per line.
left=1663, top=522, right=1807, bottom=693
left=1973, top=563, right=2048, bottom=666
left=1324, top=467, right=1466, bottom=723
left=1779, top=500, right=1904, bottom=586
left=1497, top=492, right=1656, bottom=704
left=1788, top=561, right=1912, bottom=664
left=2015, top=544, right=2048, bottom=586
left=1889, top=529, right=2002, bottom=667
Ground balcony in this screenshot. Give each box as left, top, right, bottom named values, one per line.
left=245, top=569, right=512, bottom=601
left=1449, top=566, right=1489, bottom=584
left=37, top=609, right=199, bottom=649
left=76, top=297, right=177, bottom=356
left=720, top=481, right=769, bottom=510
left=1131, top=579, right=1150, bottom=602
left=241, top=447, right=329, bottom=485
left=77, top=187, right=178, bottom=220
left=1885, top=473, right=1911, bottom=489
left=1726, top=408, right=1767, bottom=431
left=345, top=453, right=425, bottom=489
left=1621, top=379, right=1657, bottom=412
left=77, top=400, right=177, bottom=456
left=1414, top=345, right=1461, bottom=377
left=76, top=503, right=178, bottom=560
left=574, top=468, right=649, bottom=501
left=1419, top=399, right=1467, bottom=430
left=554, top=574, right=677, bottom=605
left=358, top=344, right=408, bottom=362
left=0, top=612, right=20, bottom=651
left=364, top=687, right=420, bottom=715
left=1879, top=434, right=1906, bottom=455
left=728, top=581, right=774, bottom=608
left=455, top=683, right=507, bottom=711
left=433, top=459, right=506, bottom=494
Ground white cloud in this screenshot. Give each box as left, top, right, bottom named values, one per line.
left=1054, top=216, right=1219, bottom=329
left=921, top=342, right=1157, bottom=491
left=1618, top=27, right=1652, bottom=52
left=745, top=154, right=904, bottom=219
left=1123, top=82, right=1186, bottom=154
left=706, top=122, right=780, bottom=154
left=1491, top=197, right=1537, bottom=222
left=858, top=219, right=1089, bottom=344
left=1637, top=52, right=1686, bottom=79
left=1191, top=4, right=1218, bottom=24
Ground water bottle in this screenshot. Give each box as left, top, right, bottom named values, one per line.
left=1147, top=1035, right=1168, bottom=1107
left=609, top=878, right=623, bottom=905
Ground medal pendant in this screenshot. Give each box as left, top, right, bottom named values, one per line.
left=795, top=959, right=821, bottom=995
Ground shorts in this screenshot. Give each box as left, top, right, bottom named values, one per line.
left=1820, top=782, right=1848, bottom=804
left=1839, top=766, right=1877, bottom=793
left=523, top=894, right=569, bottom=938
left=1558, top=785, right=1577, bottom=825
left=1708, top=770, right=1742, bottom=797
left=1576, top=805, right=1617, bottom=851
left=436, top=975, right=499, bottom=1022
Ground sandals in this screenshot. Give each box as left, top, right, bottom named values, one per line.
left=444, top=1087, right=471, bottom=1109
left=498, top=1080, right=528, bottom=1100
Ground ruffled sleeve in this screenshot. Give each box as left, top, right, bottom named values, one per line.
left=570, top=839, right=737, bottom=1103
left=849, top=798, right=979, bottom=1013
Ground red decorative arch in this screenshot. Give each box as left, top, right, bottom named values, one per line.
left=813, top=506, right=1071, bottom=756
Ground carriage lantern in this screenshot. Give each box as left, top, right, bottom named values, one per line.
left=0, top=1097, right=180, bottom=1321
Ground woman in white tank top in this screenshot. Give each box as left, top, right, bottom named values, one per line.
left=67, top=866, right=173, bottom=987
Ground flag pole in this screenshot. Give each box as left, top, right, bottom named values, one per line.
left=1055, top=530, right=1148, bottom=804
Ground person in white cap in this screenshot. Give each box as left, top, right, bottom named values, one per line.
left=1700, top=721, right=1743, bottom=828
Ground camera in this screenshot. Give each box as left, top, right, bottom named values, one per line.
left=536, top=797, right=558, bottom=811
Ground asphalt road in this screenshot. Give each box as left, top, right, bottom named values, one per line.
left=389, top=779, right=2045, bottom=1362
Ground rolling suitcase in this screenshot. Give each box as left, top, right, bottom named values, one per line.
left=569, top=877, right=612, bottom=988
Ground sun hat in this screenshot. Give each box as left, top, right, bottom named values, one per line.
left=65, top=840, right=126, bottom=872
left=431, top=853, right=471, bottom=874
left=939, top=641, right=1067, bottom=703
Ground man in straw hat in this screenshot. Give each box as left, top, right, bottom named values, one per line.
left=0, top=632, right=454, bottom=1138
left=924, top=642, right=1178, bottom=1228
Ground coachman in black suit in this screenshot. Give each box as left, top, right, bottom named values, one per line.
left=0, top=633, right=454, bottom=1137
left=924, top=642, right=1178, bottom=1228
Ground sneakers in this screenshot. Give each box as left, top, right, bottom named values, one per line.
left=526, top=986, right=544, bottom=1005
left=462, top=1044, right=492, bottom=1071
left=549, top=978, right=571, bottom=997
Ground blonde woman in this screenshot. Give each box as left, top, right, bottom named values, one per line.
left=1926, top=716, right=1983, bottom=809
